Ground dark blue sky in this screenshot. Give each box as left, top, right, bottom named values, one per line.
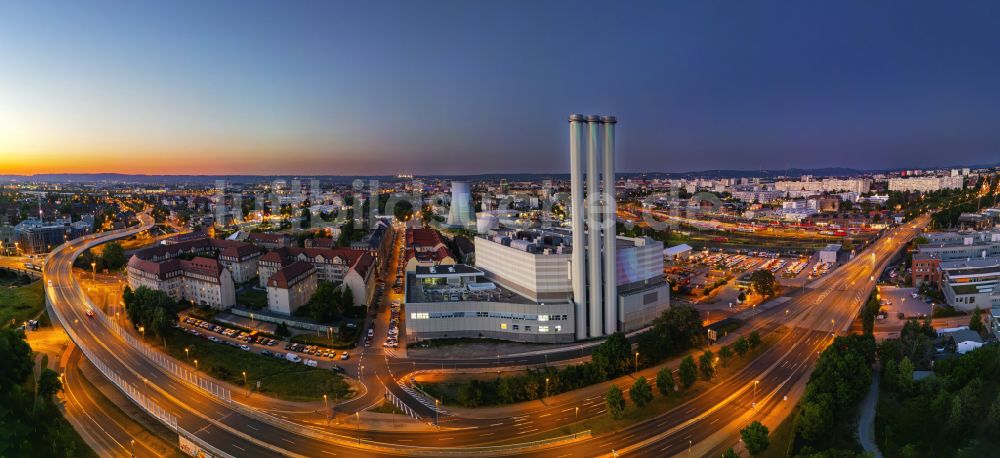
left=3, top=1, right=1000, bottom=175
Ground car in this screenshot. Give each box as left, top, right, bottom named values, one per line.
left=208, top=336, right=220, bottom=343
left=273, top=352, right=285, bottom=359
left=285, top=353, right=302, bottom=363
left=330, top=365, right=346, bottom=374
left=85, top=308, right=95, bottom=318
left=340, top=352, right=350, bottom=360
left=260, top=349, right=272, bottom=356
left=303, top=359, right=318, bottom=367
left=367, top=329, right=374, bottom=338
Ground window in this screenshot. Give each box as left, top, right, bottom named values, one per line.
left=410, top=312, right=429, bottom=320
left=554, top=325, right=562, bottom=332
left=538, top=326, right=549, bottom=333
left=512, top=324, right=519, bottom=331
left=538, top=315, right=549, bottom=322
left=500, top=323, right=508, bottom=330
left=524, top=325, right=531, bottom=332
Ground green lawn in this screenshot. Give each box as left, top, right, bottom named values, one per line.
left=0, top=281, right=45, bottom=328
left=160, top=330, right=352, bottom=402
left=236, top=288, right=268, bottom=310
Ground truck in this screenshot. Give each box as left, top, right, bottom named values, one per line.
left=303, top=359, right=318, bottom=367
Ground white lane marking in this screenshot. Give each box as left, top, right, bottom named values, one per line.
left=538, top=413, right=551, bottom=418
left=518, top=428, right=539, bottom=435
left=232, top=444, right=246, bottom=452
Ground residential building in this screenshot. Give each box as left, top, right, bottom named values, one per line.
left=888, top=176, right=964, bottom=192
left=404, top=228, right=455, bottom=271
left=132, top=237, right=264, bottom=284
left=265, top=261, right=318, bottom=315
left=257, top=247, right=376, bottom=306
left=248, top=232, right=294, bottom=250
left=127, top=256, right=236, bottom=309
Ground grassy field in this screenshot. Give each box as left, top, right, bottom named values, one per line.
left=0, top=281, right=45, bottom=328
left=758, top=404, right=799, bottom=458
left=236, top=288, right=268, bottom=310
left=160, top=330, right=352, bottom=402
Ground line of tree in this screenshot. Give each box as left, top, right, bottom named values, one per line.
left=791, top=334, right=875, bottom=453
left=0, top=328, right=92, bottom=457
left=606, top=331, right=762, bottom=420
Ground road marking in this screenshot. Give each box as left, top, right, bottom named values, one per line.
left=489, top=422, right=503, bottom=427
left=538, top=413, right=551, bottom=418
left=320, top=451, right=337, bottom=456
left=518, top=428, right=539, bottom=435
left=480, top=432, right=494, bottom=437
left=247, top=424, right=259, bottom=431
left=232, top=444, right=246, bottom=452
left=281, top=438, right=295, bottom=444
left=560, top=407, right=575, bottom=413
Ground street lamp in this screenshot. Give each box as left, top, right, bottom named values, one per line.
left=545, top=377, right=550, bottom=398
left=434, top=399, right=440, bottom=429
left=91, top=262, right=96, bottom=282
left=752, top=380, right=759, bottom=410
left=130, top=439, right=135, bottom=457
left=243, top=371, right=249, bottom=397
left=634, top=351, right=640, bottom=373
left=194, top=359, right=199, bottom=372
left=184, top=347, right=189, bottom=361
left=138, top=326, right=145, bottom=339
left=575, top=406, right=579, bottom=420
left=356, top=411, right=361, bottom=444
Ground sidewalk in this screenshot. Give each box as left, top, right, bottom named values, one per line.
left=858, top=365, right=883, bottom=458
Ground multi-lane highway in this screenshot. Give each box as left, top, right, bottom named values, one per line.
left=47, top=210, right=926, bottom=457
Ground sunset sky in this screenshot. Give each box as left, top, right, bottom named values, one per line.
left=3, top=1, right=1000, bottom=175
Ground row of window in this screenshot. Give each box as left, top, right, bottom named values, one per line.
left=410, top=312, right=569, bottom=321
left=499, top=323, right=562, bottom=333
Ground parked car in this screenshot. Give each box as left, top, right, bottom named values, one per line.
left=286, top=353, right=302, bottom=363
left=340, top=352, right=350, bottom=360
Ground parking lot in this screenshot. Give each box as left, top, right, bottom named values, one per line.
left=178, top=315, right=352, bottom=374
left=669, top=249, right=830, bottom=297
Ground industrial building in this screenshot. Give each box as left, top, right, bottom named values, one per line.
left=404, top=115, right=670, bottom=343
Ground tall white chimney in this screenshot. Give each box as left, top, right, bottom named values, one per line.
left=586, top=115, right=603, bottom=338
left=601, top=116, right=617, bottom=335
left=568, top=114, right=588, bottom=340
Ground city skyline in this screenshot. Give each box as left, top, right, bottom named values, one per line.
left=4, top=1, right=1000, bottom=175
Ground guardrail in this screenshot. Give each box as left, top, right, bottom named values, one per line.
left=47, top=223, right=595, bottom=456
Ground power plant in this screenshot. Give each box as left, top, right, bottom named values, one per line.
left=569, top=114, right=618, bottom=339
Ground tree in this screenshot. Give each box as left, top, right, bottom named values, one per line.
left=36, top=368, right=62, bottom=406
left=630, top=376, right=653, bottom=408
left=749, top=269, right=777, bottom=297
left=721, top=448, right=739, bottom=458
left=593, top=332, right=631, bottom=379
left=896, top=357, right=914, bottom=394
left=988, top=393, right=1000, bottom=434
left=740, top=421, right=770, bottom=456
left=101, top=242, right=127, bottom=270
left=734, top=336, right=750, bottom=357
left=605, top=385, right=626, bottom=419
left=679, top=355, right=698, bottom=389
left=737, top=291, right=747, bottom=304
left=275, top=322, right=291, bottom=338
left=796, top=395, right=833, bottom=442
left=748, top=331, right=761, bottom=349
left=655, top=367, right=675, bottom=396
left=970, top=307, right=984, bottom=334
left=718, top=345, right=733, bottom=367
left=699, top=350, right=715, bottom=380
